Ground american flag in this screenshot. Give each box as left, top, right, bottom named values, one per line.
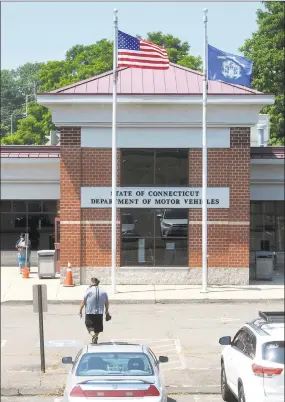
left=118, top=30, right=169, bottom=70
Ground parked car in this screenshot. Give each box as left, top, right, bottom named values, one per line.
left=157, top=209, right=188, bottom=238
left=62, top=342, right=168, bottom=401
left=219, top=311, right=284, bottom=402
left=121, top=213, right=138, bottom=241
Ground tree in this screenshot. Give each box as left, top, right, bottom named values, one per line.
left=240, top=1, right=285, bottom=145
left=1, top=63, right=42, bottom=139
left=1, top=33, right=202, bottom=145
left=1, top=101, right=55, bottom=145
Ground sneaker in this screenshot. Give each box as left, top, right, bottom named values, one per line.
left=92, top=335, right=98, bottom=344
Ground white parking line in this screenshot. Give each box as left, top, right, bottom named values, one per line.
left=174, top=338, right=187, bottom=370
left=1, top=340, right=7, bottom=348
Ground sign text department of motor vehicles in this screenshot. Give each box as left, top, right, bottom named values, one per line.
left=81, top=187, right=230, bottom=208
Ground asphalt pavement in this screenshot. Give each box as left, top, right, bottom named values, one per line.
left=2, top=302, right=283, bottom=398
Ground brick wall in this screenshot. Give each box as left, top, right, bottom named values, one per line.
left=60, top=134, right=121, bottom=276
left=189, top=127, right=250, bottom=269
left=60, top=126, right=250, bottom=283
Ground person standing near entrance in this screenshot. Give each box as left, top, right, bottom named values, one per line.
left=15, top=233, right=31, bottom=274
left=79, top=278, right=111, bottom=344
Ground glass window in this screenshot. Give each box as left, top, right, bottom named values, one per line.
left=121, top=149, right=189, bottom=187
left=12, top=201, right=26, bottom=213
left=244, top=333, right=256, bottom=359
left=121, top=150, right=154, bottom=186
left=1, top=201, right=12, bottom=212
left=276, top=201, right=284, bottom=216
left=232, top=329, right=247, bottom=352
left=250, top=201, right=262, bottom=214
left=262, top=202, right=276, bottom=214
left=121, top=209, right=188, bottom=267
left=155, top=150, right=188, bottom=186
left=0, top=213, right=28, bottom=250
left=276, top=216, right=285, bottom=252
left=76, top=353, right=154, bottom=376
left=262, top=342, right=284, bottom=364
left=42, top=201, right=58, bottom=213
left=28, top=201, right=42, bottom=213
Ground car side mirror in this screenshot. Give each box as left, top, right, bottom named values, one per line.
left=62, top=357, right=73, bottom=364
left=158, top=356, right=169, bottom=363
left=157, top=214, right=162, bottom=219
left=219, top=336, right=232, bottom=346
left=135, top=220, right=138, bottom=223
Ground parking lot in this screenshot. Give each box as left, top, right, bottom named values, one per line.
left=2, top=302, right=283, bottom=398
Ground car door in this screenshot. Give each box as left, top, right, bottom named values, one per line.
left=226, top=328, right=253, bottom=397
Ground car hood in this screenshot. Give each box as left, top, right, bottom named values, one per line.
left=162, top=219, right=188, bottom=225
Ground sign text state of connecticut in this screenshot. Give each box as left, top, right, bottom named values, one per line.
left=81, top=187, right=230, bottom=209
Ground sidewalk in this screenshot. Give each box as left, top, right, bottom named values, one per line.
left=1, top=266, right=284, bottom=304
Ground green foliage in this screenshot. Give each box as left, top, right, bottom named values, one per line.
left=240, top=1, right=285, bottom=145
left=1, top=33, right=202, bottom=145
left=1, top=63, right=41, bottom=139
left=1, top=102, right=55, bottom=145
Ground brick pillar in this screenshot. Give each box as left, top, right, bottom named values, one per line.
left=81, top=149, right=121, bottom=277
left=60, top=127, right=81, bottom=283
left=188, top=127, right=250, bottom=278
left=228, top=127, right=250, bottom=268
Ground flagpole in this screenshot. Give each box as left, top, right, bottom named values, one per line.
left=111, top=8, right=118, bottom=294
left=201, top=8, right=208, bottom=293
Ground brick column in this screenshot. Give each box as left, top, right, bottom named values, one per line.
left=228, top=127, right=250, bottom=268
left=81, top=149, right=121, bottom=283
left=188, top=128, right=250, bottom=283
left=60, top=127, right=82, bottom=283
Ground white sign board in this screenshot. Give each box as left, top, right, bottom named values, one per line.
left=81, top=187, right=230, bottom=209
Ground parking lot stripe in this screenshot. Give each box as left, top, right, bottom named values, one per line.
left=174, top=338, right=187, bottom=369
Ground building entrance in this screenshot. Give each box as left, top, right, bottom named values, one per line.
left=121, top=208, right=189, bottom=267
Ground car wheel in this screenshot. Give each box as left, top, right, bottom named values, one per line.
left=221, top=363, right=234, bottom=401
left=238, top=383, right=246, bottom=402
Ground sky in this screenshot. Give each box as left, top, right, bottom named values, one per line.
left=1, top=2, right=262, bottom=70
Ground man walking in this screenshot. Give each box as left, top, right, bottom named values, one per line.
left=79, top=278, right=110, bottom=344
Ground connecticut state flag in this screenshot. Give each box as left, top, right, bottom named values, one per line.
left=208, top=44, right=253, bottom=87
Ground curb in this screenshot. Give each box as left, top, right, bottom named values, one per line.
left=1, top=298, right=283, bottom=305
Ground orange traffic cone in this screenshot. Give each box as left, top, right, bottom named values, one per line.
left=63, top=262, right=75, bottom=287
left=22, top=266, right=30, bottom=279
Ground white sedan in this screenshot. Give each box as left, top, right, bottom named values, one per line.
left=62, top=342, right=168, bottom=401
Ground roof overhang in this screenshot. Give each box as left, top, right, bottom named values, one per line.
left=37, top=93, right=275, bottom=107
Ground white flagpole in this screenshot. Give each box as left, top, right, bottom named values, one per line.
left=201, top=8, right=208, bottom=293
left=111, top=8, right=118, bottom=294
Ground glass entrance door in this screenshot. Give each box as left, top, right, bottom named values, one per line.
left=121, top=208, right=188, bottom=267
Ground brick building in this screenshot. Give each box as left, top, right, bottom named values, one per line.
left=1, top=64, right=284, bottom=285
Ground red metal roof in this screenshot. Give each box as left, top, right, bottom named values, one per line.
left=1, top=146, right=283, bottom=159
left=45, top=63, right=263, bottom=96
left=1, top=146, right=60, bottom=159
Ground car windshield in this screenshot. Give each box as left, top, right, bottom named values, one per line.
left=262, top=341, right=284, bottom=364
left=122, top=215, right=134, bottom=224
left=76, top=352, right=154, bottom=377
left=163, top=209, right=188, bottom=220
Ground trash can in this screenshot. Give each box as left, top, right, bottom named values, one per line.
left=37, top=250, right=56, bottom=279
left=255, top=251, right=274, bottom=280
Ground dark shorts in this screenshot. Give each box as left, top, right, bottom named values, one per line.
left=85, top=314, right=103, bottom=333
